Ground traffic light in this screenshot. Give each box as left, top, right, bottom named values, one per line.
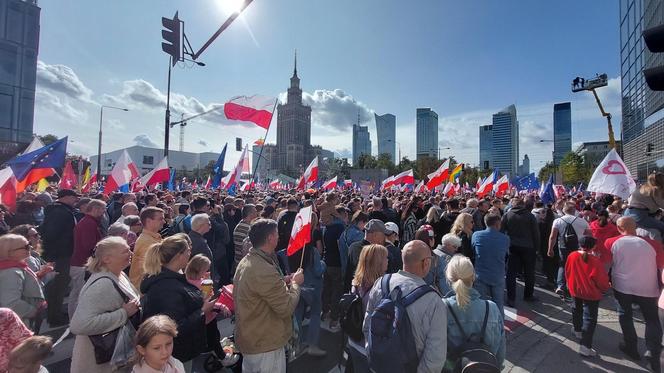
left=161, top=11, right=182, bottom=67
left=646, top=143, right=655, bottom=156
left=236, top=137, right=242, bottom=151
left=642, top=24, right=664, bottom=91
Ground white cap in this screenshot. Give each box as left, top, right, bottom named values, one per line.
left=384, top=222, right=399, bottom=236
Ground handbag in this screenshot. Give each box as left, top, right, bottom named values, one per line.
left=87, top=276, right=140, bottom=364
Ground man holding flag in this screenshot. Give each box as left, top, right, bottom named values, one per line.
left=234, top=218, right=303, bottom=373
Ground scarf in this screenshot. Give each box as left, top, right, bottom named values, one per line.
left=0, top=260, right=40, bottom=283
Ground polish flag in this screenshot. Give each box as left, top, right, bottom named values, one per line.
left=223, top=95, right=277, bottom=130
left=269, top=179, right=280, bottom=190
left=138, top=157, right=170, bottom=188
left=455, top=183, right=461, bottom=194
left=297, top=156, right=318, bottom=190
left=192, top=179, right=199, bottom=189
left=381, top=175, right=395, bottom=190
left=414, top=180, right=427, bottom=193
left=426, top=159, right=449, bottom=190
left=322, top=176, right=338, bottom=190
left=0, top=167, right=17, bottom=211
left=393, top=169, right=414, bottom=186
left=104, top=150, right=137, bottom=195
left=225, top=146, right=249, bottom=190
left=477, top=170, right=499, bottom=198
left=475, top=177, right=482, bottom=191
left=59, top=160, right=78, bottom=189
left=494, top=175, right=510, bottom=197
left=240, top=181, right=254, bottom=192
left=287, top=206, right=312, bottom=256
left=443, top=182, right=453, bottom=197
left=204, top=175, right=212, bottom=190
left=344, top=179, right=353, bottom=188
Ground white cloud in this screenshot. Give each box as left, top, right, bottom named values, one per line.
left=36, top=61, right=94, bottom=102
left=301, top=89, right=374, bottom=131
left=35, top=89, right=86, bottom=121
left=197, top=139, right=208, bottom=147
left=133, top=134, right=159, bottom=148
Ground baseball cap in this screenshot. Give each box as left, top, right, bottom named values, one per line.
left=57, top=189, right=81, bottom=199
left=385, top=222, right=399, bottom=236
left=365, top=219, right=390, bottom=234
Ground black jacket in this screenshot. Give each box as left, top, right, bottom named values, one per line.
left=501, top=207, right=540, bottom=250
left=439, top=210, right=461, bottom=237
left=277, top=211, right=297, bottom=252
left=345, top=239, right=370, bottom=291
left=40, top=202, right=77, bottom=260
left=141, top=267, right=206, bottom=362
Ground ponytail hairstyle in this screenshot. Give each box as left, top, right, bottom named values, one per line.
left=578, top=236, right=597, bottom=263
left=445, top=254, right=475, bottom=309
left=143, top=235, right=190, bottom=276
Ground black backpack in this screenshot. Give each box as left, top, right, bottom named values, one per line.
left=445, top=300, right=500, bottom=373
left=562, top=217, right=579, bottom=250
left=339, top=287, right=364, bottom=342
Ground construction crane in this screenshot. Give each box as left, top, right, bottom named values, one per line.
left=169, top=105, right=224, bottom=151
left=571, top=73, right=616, bottom=149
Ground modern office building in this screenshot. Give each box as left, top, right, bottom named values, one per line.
left=90, top=146, right=220, bottom=177
left=0, top=0, right=40, bottom=162
left=620, top=0, right=664, bottom=180
left=553, top=102, right=572, bottom=165
left=276, top=52, right=312, bottom=175
left=352, top=122, right=371, bottom=166
left=479, top=125, right=493, bottom=170
left=575, top=140, right=624, bottom=169
left=416, top=108, right=438, bottom=159
left=375, top=113, right=396, bottom=163
left=491, top=105, right=519, bottom=176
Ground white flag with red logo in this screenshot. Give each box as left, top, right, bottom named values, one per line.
left=287, top=206, right=312, bottom=256
left=587, top=149, right=636, bottom=199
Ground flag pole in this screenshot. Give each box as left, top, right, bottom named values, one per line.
left=251, top=98, right=278, bottom=188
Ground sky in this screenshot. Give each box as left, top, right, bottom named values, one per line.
left=33, top=0, right=622, bottom=173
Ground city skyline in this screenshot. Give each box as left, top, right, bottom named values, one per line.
left=29, top=1, right=621, bottom=173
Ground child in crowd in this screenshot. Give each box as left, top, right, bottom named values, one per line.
left=132, top=315, right=185, bottom=373
left=565, top=236, right=610, bottom=357
left=8, top=335, right=52, bottom=373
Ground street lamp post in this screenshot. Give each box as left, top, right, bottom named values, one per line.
left=98, top=105, right=129, bottom=178
left=386, top=139, right=401, bottom=165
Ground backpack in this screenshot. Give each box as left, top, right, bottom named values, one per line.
left=562, top=217, right=579, bottom=250
left=338, top=287, right=364, bottom=342
left=445, top=300, right=500, bottom=373
left=169, top=215, right=186, bottom=234
left=367, top=274, right=435, bottom=373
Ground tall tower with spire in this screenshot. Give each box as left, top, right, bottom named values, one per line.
left=276, top=51, right=312, bottom=175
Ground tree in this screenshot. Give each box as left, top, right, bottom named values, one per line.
left=37, top=134, right=58, bottom=146
left=397, top=156, right=416, bottom=173
left=376, top=153, right=396, bottom=174
left=538, top=161, right=556, bottom=182
left=559, top=152, right=589, bottom=184
left=202, top=160, right=215, bottom=178
left=357, top=154, right=377, bottom=169
left=415, top=156, right=439, bottom=180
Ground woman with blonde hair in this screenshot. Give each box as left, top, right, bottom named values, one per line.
left=348, top=244, right=389, bottom=372
left=444, top=255, right=505, bottom=371
left=70, top=236, right=140, bottom=373
left=450, top=212, right=474, bottom=263
left=0, top=234, right=45, bottom=331
left=625, top=172, right=664, bottom=236
left=131, top=315, right=185, bottom=373
left=140, top=235, right=214, bottom=371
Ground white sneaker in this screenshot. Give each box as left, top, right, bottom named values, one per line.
left=571, top=327, right=582, bottom=339
left=307, top=346, right=327, bottom=357
left=579, top=345, right=597, bottom=357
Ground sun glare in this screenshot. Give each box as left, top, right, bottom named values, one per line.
left=218, top=0, right=246, bottom=15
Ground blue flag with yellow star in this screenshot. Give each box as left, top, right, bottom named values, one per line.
left=8, top=137, right=67, bottom=181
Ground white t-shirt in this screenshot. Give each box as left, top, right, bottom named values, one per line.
left=552, top=214, right=589, bottom=248
left=610, top=236, right=659, bottom=297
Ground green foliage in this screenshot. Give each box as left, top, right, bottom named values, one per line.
left=37, top=134, right=58, bottom=146
left=538, top=161, right=556, bottom=181
left=356, top=154, right=377, bottom=169
left=376, top=153, right=396, bottom=174
left=559, top=152, right=589, bottom=184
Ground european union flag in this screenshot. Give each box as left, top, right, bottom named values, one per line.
left=515, top=173, right=540, bottom=191
left=540, top=174, right=556, bottom=205
left=212, top=143, right=227, bottom=189
left=8, top=137, right=67, bottom=181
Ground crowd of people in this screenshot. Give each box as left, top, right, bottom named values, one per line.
left=0, top=171, right=662, bottom=373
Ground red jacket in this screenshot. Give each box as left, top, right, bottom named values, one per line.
left=604, top=234, right=664, bottom=269
left=565, top=251, right=610, bottom=301
left=70, top=215, right=102, bottom=267
left=589, top=220, right=620, bottom=266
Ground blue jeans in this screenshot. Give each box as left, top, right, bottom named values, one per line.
left=572, top=298, right=599, bottom=348
left=295, top=286, right=323, bottom=347
left=625, top=208, right=664, bottom=236
left=556, top=247, right=572, bottom=292
left=474, top=279, right=505, bottom=320
left=614, top=290, right=662, bottom=362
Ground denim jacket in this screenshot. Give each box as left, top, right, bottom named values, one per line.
left=338, top=224, right=364, bottom=276
left=444, top=289, right=505, bottom=367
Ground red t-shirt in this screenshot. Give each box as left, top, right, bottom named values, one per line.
left=604, top=234, right=664, bottom=269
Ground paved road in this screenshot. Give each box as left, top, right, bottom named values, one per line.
left=44, top=277, right=655, bottom=372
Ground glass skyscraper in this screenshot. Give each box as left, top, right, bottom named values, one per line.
left=479, top=125, right=493, bottom=170
left=0, top=0, right=39, bottom=161
left=620, top=0, right=664, bottom=179
left=375, top=113, right=396, bottom=163
left=416, top=108, right=438, bottom=159
left=553, top=102, right=572, bottom=165
left=491, top=105, right=519, bottom=177
left=352, top=123, right=371, bottom=166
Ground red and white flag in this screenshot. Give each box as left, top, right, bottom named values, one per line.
left=443, top=182, right=453, bottom=197
left=344, top=179, right=353, bottom=188
left=104, top=150, right=137, bottom=195
left=381, top=175, right=395, bottom=190
left=0, top=167, right=17, bottom=212
left=393, top=169, right=414, bottom=186
left=297, top=156, right=319, bottom=190
left=192, top=179, right=198, bottom=189
left=223, top=95, right=277, bottom=130
left=224, top=146, right=249, bottom=190
left=59, top=160, right=77, bottom=189
left=82, top=172, right=97, bottom=193
left=269, top=179, right=280, bottom=190
left=287, top=206, right=312, bottom=257
left=426, top=159, right=449, bottom=190
left=138, top=156, right=170, bottom=188
left=414, top=180, right=427, bottom=193
left=494, top=175, right=510, bottom=197
left=322, top=176, right=337, bottom=190
left=477, top=170, right=498, bottom=198
left=204, top=175, right=212, bottom=190
left=586, top=149, right=636, bottom=199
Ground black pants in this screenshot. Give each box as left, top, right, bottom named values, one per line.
left=572, top=298, right=600, bottom=348
left=206, top=319, right=224, bottom=357
left=506, top=246, right=536, bottom=301
left=45, top=256, right=70, bottom=322
left=614, top=290, right=662, bottom=366
left=538, top=243, right=558, bottom=283
left=322, top=266, right=343, bottom=321
left=214, top=254, right=230, bottom=287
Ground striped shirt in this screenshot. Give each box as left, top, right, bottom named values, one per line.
left=233, top=221, right=252, bottom=269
